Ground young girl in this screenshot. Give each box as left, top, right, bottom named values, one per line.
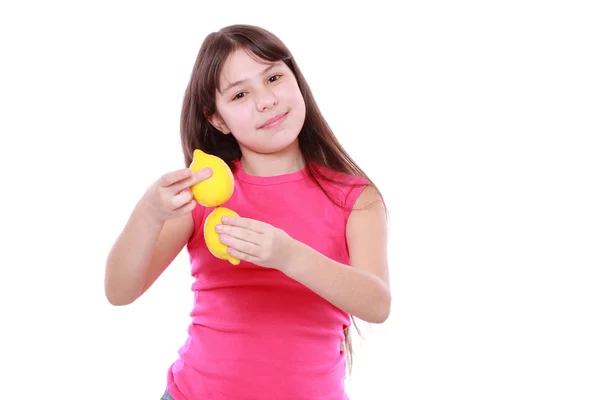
left=105, top=24, right=391, bottom=400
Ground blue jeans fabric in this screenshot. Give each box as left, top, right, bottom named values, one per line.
left=160, top=389, right=175, bottom=400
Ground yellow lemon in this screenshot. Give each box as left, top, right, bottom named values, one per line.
left=204, top=206, right=241, bottom=265
left=189, top=149, right=235, bottom=207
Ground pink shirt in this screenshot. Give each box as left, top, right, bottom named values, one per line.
left=166, top=160, right=368, bottom=399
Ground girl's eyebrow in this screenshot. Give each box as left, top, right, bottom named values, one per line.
left=219, top=63, right=277, bottom=94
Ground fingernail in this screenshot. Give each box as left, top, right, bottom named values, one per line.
left=215, top=224, right=223, bottom=232
left=195, top=168, right=210, bottom=176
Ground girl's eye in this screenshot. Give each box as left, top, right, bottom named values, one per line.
left=231, top=75, right=281, bottom=101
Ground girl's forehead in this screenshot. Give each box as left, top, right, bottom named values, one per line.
left=222, top=49, right=272, bottom=75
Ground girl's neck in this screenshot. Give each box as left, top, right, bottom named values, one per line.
left=239, top=142, right=305, bottom=177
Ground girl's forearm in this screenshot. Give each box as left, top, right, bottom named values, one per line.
left=282, top=242, right=391, bottom=323
left=105, top=201, right=164, bottom=305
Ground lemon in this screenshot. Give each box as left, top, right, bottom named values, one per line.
left=203, top=206, right=241, bottom=265
left=189, top=149, right=235, bottom=207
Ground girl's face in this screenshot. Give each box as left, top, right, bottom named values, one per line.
left=210, top=49, right=306, bottom=155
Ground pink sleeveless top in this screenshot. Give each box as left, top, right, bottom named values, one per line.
left=166, top=160, right=368, bottom=400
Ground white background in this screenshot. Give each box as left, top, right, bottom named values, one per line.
left=1, top=1, right=599, bottom=399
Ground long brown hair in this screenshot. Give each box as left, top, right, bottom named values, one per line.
left=180, top=24, right=384, bottom=374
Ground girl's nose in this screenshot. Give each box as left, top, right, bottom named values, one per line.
left=256, top=89, right=278, bottom=111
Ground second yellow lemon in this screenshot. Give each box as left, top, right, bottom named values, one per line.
left=203, top=206, right=241, bottom=265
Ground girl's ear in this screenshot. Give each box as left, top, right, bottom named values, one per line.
left=206, top=111, right=231, bottom=135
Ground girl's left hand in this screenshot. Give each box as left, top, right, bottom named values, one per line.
left=215, top=216, right=299, bottom=270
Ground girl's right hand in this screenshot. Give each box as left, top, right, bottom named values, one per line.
left=141, top=167, right=213, bottom=222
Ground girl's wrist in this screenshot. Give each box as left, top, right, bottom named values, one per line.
left=135, top=196, right=166, bottom=228
left=280, top=240, right=313, bottom=279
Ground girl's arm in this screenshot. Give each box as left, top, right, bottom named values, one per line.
left=104, top=203, right=194, bottom=306
left=217, top=185, right=391, bottom=323
left=282, top=186, right=391, bottom=323
left=105, top=167, right=210, bottom=305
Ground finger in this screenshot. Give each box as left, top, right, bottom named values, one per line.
left=173, top=197, right=197, bottom=214
left=158, top=168, right=192, bottom=187
left=219, top=234, right=260, bottom=257
left=220, top=216, right=266, bottom=233
left=215, top=225, right=262, bottom=245
left=171, top=189, right=194, bottom=209
left=226, top=247, right=259, bottom=265
left=171, top=168, right=213, bottom=193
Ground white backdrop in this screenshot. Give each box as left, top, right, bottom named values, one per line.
left=1, top=1, right=599, bottom=399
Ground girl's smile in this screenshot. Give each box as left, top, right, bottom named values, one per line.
left=258, top=112, right=288, bottom=130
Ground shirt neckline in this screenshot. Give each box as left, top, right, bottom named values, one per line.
left=232, top=159, right=310, bottom=186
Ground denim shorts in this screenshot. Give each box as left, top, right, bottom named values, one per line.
left=160, top=389, right=175, bottom=400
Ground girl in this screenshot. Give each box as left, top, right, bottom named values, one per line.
left=105, top=24, right=391, bottom=400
